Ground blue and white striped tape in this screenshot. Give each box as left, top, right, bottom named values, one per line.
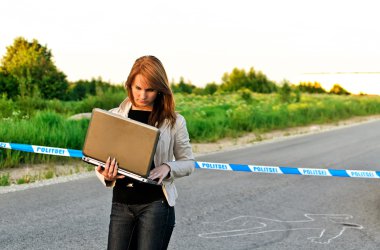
left=195, top=162, right=380, bottom=179
left=0, top=142, right=83, bottom=158
left=1, top=142, right=379, bottom=179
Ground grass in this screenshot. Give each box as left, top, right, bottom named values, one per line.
left=44, top=169, right=55, bottom=179
left=0, top=111, right=89, bottom=168
left=0, top=173, right=10, bottom=186
left=179, top=93, right=380, bottom=141
left=16, top=175, right=31, bottom=185
left=1, top=91, right=380, bottom=170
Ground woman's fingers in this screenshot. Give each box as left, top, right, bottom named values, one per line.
left=108, top=158, right=116, bottom=178
left=96, top=165, right=103, bottom=174
left=112, top=161, right=119, bottom=178
left=102, top=156, right=111, bottom=176
left=102, top=157, right=125, bottom=181
left=101, top=156, right=115, bottom=181
left=149, top=164, right=170, bottom=184
left=116, top=174, right=125, bottom=179
left=113, top=162, right=126, bottom=179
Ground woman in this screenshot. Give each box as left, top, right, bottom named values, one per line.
left=95, top=55, right=194, bottom=250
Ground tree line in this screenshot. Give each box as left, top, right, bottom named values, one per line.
left=0, top=37, right=351, bottom=101
left=171, top=73, right=351, bottom=96
left=0, top=37, right=123, bottom=100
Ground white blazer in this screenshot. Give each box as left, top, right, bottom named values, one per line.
left=95, top=98, right=195, bottom=206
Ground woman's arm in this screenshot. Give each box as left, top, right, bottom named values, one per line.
left=164, top=116, right=195, bottom=179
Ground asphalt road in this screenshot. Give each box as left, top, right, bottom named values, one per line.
left=1, top=120, right=380, bottom=249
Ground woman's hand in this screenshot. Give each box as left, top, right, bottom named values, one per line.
left=96, top=157, right=125, bottom=182
left=148, top=164, right=171, bottom=184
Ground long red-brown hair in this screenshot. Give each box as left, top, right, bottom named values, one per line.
left=125, top=55, right=176, bottom=128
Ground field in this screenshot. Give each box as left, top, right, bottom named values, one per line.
left=1, top=91, right=380, bottom=171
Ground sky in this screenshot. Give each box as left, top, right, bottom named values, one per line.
left=1, top=0, right=380, bottom=94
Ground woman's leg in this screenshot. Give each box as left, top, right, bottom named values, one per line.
left=107, top=202, right=136, bottom=250
left=134, top=200, right=175, bottom=250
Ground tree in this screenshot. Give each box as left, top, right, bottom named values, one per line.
left=171, top=77, right=196, bottom=94
left=0, top=72, right=19, bottom=99
left=220, top=68, right=248, bottom=91
left=278, top=81, right=292, bottom=102
left=220, top=67, right=277, bottom=93
left=204, top=82, right=218, bottom=95
left=254, top=70, right=277, bottom=93
left=66, top=80, right=96, bottom=100
left=277, top=80, right=301, bottom=103
left=298, top=82, right=327, bottom=94
left=329, top=84, right=350, bottom=95
left=0, top=37, right=68, bottom=99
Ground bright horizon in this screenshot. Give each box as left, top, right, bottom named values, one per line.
left=1, top=0, right=380, bottom=95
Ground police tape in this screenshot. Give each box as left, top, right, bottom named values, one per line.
left=0, top=142, right=83, bottom=158
left=195, top=162, right=380, bottom=179
left=1, top=142, right=380, bottom=179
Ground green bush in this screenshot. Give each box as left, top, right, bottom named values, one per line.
left=0, top=173, right=10, bottom=186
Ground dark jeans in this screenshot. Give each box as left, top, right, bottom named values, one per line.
left=107, top=200, right=175, bottom=250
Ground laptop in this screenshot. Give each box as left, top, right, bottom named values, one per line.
left=82, top=108, right=160, bottom=185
